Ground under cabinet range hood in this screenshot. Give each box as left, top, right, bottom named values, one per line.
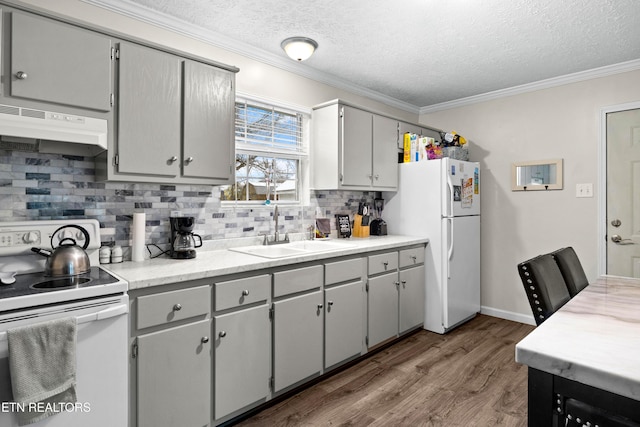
left=0, top=104, right=108, bottom=157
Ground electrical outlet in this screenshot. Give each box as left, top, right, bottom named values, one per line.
left=576, top=183, right=593, bottom=198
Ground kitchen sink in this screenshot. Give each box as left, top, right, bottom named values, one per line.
left=229, top=240, right=356, bottom=259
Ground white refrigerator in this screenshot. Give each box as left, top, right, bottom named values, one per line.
left=383, top=158, right=480, bottom=334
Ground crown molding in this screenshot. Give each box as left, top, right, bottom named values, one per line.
left=81, top=0, right=421, bottom=115
left=419, top=59, right=640, bottom=114
left=82, top=0, right=640, bottom=117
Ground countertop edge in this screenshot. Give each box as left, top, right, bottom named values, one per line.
left=104, top=236, right=429, bottom=291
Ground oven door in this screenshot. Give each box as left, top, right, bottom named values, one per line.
left=0, top=295, right=128, bottom=427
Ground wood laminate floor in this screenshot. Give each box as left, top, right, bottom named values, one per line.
left=236, top=315, right=535, bottom=427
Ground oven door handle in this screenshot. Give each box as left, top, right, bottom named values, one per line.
left=0, top=303, right=128, bottom=343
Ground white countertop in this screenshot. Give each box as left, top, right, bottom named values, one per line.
left=104, top=235, right=428, bottom=290
left=515, top=275, right=640, bottom=401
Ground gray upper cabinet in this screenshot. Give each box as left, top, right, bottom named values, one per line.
left=183, top=60, right=234, bottom=181
left=311, top=100, right=398, bottom=191
left=341, top=105, right=373, bottom=187
left=117, top=42, right=182, bottom=178
left=99, top=41, right=236, bottom=184
left=10, top=11, right=112, bottom=111
left=372, top=114, right=399, bottom=188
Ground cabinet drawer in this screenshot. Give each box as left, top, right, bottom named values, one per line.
left=325, top=258, right=364, bottom=285
left=273, top=265, right=323, bottom=298
left=137, top=285, right=211, bottom=330
left=215, top=274, right=270, bottom=311
left=368, top=252, right=398, bottom=275
left=399, top=247, right=425, bottom=268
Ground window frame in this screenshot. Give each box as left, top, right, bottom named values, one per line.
left=222, top=94, right=311, bottom=207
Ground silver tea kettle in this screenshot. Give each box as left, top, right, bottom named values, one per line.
left=31, top=224, right=91, bottom=277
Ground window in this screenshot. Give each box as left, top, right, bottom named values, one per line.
left=221, top=98, right=307, bottom=203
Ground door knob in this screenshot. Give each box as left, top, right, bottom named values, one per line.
left=611, top=235, right=635, bottom=245
left=611, top=219, right=622, bottom=227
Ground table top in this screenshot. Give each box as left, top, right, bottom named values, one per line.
left=515, top=275, right=640, bottom=401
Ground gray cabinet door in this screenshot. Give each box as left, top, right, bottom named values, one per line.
left=273, top=291, right=323, bottom=392
left=341, top=106, right=372, bottom=187
left=214, top=304, right=270, bottom=420
left=368, top=272, right=399, bottom=348
left=399, top=265, right=425, bottom=333
left=325, top=280, right=364, bottom=368
left=11, top=12, right=112, bottom=111
left=183, top=61, right=234, bottom=182
left=117, top=42, right=181, bottom=177
left=372, top=114, right=398, bottom=189
left=137, top=319, right=211, bottom=427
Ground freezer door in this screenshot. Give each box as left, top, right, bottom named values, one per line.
left=442, top=216, right=480, bottom=329
left=442, top=159, right=480, bottom=217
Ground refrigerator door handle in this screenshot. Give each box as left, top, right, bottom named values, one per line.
left=447, top=218, right=454, bottom=279
left=446, top=174, right=454, bottom=218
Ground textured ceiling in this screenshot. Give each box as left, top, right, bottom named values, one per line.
left=93, top=0, right=640, bottom=110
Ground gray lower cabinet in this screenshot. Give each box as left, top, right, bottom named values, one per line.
left=9, top=10, right=112, bottom=111
left=213, top=274, right=271, bottom=422
left=399, top=265, right=426, bottom=333
left=214, top=304, right=270, bottom=420
left=367, top=271, right=400, bottom=347
left=137, top=319, right=211, bottom=427
left=324, top=280, right=364, bottom=368
left=273, top=290, right=323, bottom=392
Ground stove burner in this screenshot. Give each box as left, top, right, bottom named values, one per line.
left=31, top=277, right=92, bottom=290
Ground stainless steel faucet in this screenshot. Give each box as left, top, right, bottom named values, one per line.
left=265, top=205, right=289, bottom=245
left=274, top=205, right=279, bottom=242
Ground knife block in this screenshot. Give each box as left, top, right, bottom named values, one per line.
left=352, top=214, right=369, bottom=238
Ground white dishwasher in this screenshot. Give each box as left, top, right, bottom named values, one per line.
left=0, top=220, right=129, bottom=427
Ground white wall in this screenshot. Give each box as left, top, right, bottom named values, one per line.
left=420, top=69, right=640, bottom=323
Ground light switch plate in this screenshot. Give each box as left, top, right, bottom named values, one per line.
left=576, top=183, right=593, bottom=198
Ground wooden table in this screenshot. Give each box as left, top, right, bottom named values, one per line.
left=515, top=275, right=640, bottom=426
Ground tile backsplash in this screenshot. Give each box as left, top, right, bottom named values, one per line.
left=0, top=150, right=377, bottom=256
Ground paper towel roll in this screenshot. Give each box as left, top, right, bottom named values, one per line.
left=132, top=212, right=146, bottom=262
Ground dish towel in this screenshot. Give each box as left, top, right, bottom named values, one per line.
left=7, top=317, right=77, bottom=426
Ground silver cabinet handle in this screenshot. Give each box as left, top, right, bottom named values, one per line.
left=327, top=301, right=334, bottom=306
left=410, top=255, right=417, bottom=263
left=173, top=303, right=182, bottom=311
left=395, top=281, right=400, bottom=287
left=242, top=289, right=250, bottom=296
left=383, top=261, right=389, bottom=270
left=401, top=280, right=407, bottom=285
left=185, top=156, right=194, bottom=163
left=219, top=331, right=227, bottom=338
left=15, top=71, right=28, bottom=80
left=317, top=304, right=323, bottom=310
left=169, top=156, right=178, bottom=163
left=201, top=336, right=209, bottom=344
left=374, top=174, right=379, bottom=180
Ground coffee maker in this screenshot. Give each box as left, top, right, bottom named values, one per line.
left=170, top=216, right=203, bottom=259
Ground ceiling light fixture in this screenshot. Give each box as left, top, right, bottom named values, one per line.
left=281, top=37, right=318, bottom=62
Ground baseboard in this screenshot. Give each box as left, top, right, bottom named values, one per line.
left=481, top=305, right=536, bottom=326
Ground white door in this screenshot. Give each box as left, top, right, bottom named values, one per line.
left=607, top=108, right=640, bottom=277
left=443, top=159, right=481, bottom=217
left=443, top=216, right=480, bottom=329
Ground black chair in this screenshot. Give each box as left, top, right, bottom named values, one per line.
left=518, top=254, right=571, bottom=325
left=565, top=398, right=640, bottom=427
left=551, top=247, right=589, bottom=297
